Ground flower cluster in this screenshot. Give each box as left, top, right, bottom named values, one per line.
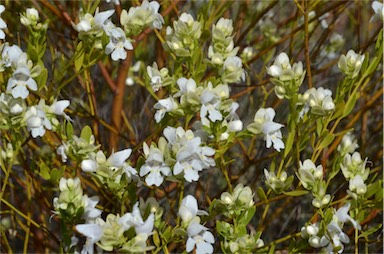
left=0, top=93, right=70, bottom=138
left=147, top=62, right=173, bottom=92
left=72, top=1, right=162, bottom=61
left=301, top=203, right=361, bottom=253
left=120, top=0, right=164, bottom=36
left=299, top=87, right=335, bottom=117
left=215, top=184, right=264, bottom=253
left=53, top=177, right=101, bottom=223
left=340, top=151, right=369, bottom=198
left=178, top=195, right=214, bottom=254
left=297, top=159, right=331, bottom=208
left=247, top=107, right=285, bottom=152
left=207, top=18, right=245, bottom=84
left=152, top=77, right=243, bottom=138
left=76, top=201, right=155, bottom=254
left=263, top=169, right=291, bottom=194
left=140, top=126, right=215, bottom=186
left=81, top=147, right=137, bottom=196
left=220, top=184, right=254, bottom=217
left=266, top=52, right=305, bottom=99
left=166, top=13, right=202, bottom=57
left=338, top=49, right=365, bottom=79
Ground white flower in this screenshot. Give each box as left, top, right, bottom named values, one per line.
left=334, top=203, right=361, bottom=230
left=214, top=18, right=233, bottom=37
left=338, top=49, right=365, bottom=79
left=7, top=66, right=38, bottom=99
left=178, top=195, right=208, bottom=224
left=370, top=1, right=384, bottom=22
left=154, top=97, right=178, bottom=123
left=72, top=9, right=115, bottom=35
left=119, top=202, right=154, bottom=236
left=76, top=223, right=103, bottom=254
left=349, top=175, right=367, bottom=195
left=220, top=183, right=254, bottom=208
left=302, top=87, right=335, bottom=116
left=25, top=106, right=52, bottom=138
left=1, top=44, right=27, bottom=69
left=139, top=142, right=170, bottom=186
left=147, top=62, right=169, bottom=91
left=105, top=27, right=133, bottom=61
left=267, top=52, right=291, bottom=78
left=175, top=77, right=197, bottom=97
left=0, top=5, right=7, bottom=39
left=72, top=13, right=94, bottom=32
left=264, top=169, right=288, bottom=193
left=248, top=108, right=284, bottom=151
left=20, top=8, right=39, bottom=26
left=120, top=0, right=164, bottom=35
left=48, top=100, right=71, bottom=121
left=186, top=222, right=215, bottom=254
left=81, top=157, right=98, bottom=172
left=337, top=132, right=359, bottom=155
left=222, top=56, right=245, bottom=83
left=340, top=152, right=369, bottom=180
left=200, top=83, right=223, bottom=126
left=57, top=143, right=69, bottom=162
left=298, top=159, right=323, bottom=190
left=83, top=196, right=102, bottom=220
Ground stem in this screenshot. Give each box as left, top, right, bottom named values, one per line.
left=109, top=51, right=134, bottom=151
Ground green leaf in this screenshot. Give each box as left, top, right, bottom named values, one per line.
left=74, top=42, right=85, bottom=72
left=35, top=68, right=48, bottom=90
left=284, top=190, right=309, bottom=196
left=152, top=231, right=161, bottom=247
left=342, top=93, right=357, bottom=118
left=284, top=130, right=295, bottom=157
left=66, top=121, right=74, bottom=139
left=319, top=132, right=335, bottom=150
left=80, top=125, right=93, bottom=142
left=39, top=163, right=50, bottom=180
left=50, top=167, right=64, bottom=183
left=359, top=224, right=382, bottom=239
left=239, top=206, right=256, bottom=225
left=365, top=180, right=381, bottom=199
left=256, top=187, right=267, bottom=201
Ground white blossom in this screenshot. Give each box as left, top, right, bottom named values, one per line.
left=338, top=50, right=365, bottom=79
left=105, top=27, right=133, bottom=61
left=154, top=97, right=178, bottom=123
left=178, top=195, right=208, bottom=225
left=0, top=5, right=6, bottom=39
left=370, top=1, right=384, bottom=22
left=248, top=108, right=284, bottom=151
left=25, top=106, right=52, bottom=138
left=186, top=222, right=215, bottom=254
left=7, top=66, right=38, bottom=99
left=139, top=142, right=170, bottom=186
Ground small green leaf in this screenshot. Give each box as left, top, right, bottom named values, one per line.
left=284, top=130, right=295, bottom=157
left=80, top=125, right=93, bottom=142
left=74, top=42, right=84, bottom=72
left=66, top=121, right=74, bottom=139
left=359, top=224, right=382, bottom=238
left=343, top=93, right=357, bottom=117
left=284, top=190, right=309, bottom=196
left=239, top=206, right=256, bottom=225
left=319, top=133, right=335, bottom=150
left=39, top=163, right=50, bottom=180
left=256, top=187, right=267, bottom=201
left=152, top=231, right=161, bottom=247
